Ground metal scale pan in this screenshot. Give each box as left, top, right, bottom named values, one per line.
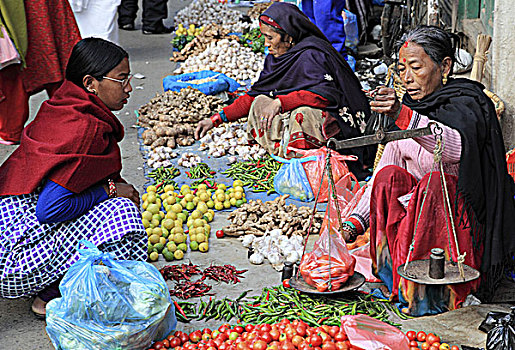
left=398, top=260, right=480, bottom=285
left=289, top=272, right=366, bottom=295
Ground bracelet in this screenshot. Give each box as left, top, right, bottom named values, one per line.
left=108, top=179, right=117, bottom=198
left=219, top=109, right=228, bottom=123
left=210, top=113, right=222, bottom=127
left=341, top=221, right=358, bottom=240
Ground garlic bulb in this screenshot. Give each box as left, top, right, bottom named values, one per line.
left=241, top=234, right=255, bottom=248
left=249, top=252, right=264, bottom=265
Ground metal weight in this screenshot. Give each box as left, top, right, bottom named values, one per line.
left=429, top=248, right=445, bottom=279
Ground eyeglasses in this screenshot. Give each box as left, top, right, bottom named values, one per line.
left=102, top=74, right=133, bottom=88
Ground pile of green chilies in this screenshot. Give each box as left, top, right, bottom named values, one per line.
left=186, top=163, right=216, bottom=179
left=222, top=157, right=281, bottom=194
left=173, top=285, right=411, bottom=326
left=148, top=166, right=180, bottom=191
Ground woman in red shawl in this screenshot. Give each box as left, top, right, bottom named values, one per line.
left=0, top=38, right=145, bottom=318
left=195, top=2, right=373, bottom=180
left=0, top=0, right=81, bottom=144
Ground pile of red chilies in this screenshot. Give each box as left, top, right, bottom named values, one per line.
left=202, top=264, right=247, bottom=284
left=160, top=262, right=202, bottom=282
left=161, top=263, right=248, bottom=299
left=169, top=280, right=212, bottom=299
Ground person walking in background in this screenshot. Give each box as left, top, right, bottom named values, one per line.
left=68, top=0, right=121, bottom=44
left=118, top=0, right=171, bottom=35
left=0, top=0, right=81, bottom=145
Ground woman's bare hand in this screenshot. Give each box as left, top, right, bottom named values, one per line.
left=116, top=183, right=140, bottom=206
left=370, top=87, right=401, bottom=119
left=253, top=95, right=282, bottom=129
left=195, top=118, right=214, bottom=140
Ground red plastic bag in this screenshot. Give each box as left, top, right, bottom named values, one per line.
left=349, top=242, right=381, bottom=283
left=341, top=315, right=410, bottom=350
left=289, top=147, right=357, bottom=202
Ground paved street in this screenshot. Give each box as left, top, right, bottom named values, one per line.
left=0, top=1, right=513, bottom=349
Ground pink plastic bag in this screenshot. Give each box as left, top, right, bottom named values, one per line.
left=341, top=315, right=410, bottom=350
left=289, top=147, right=357, bottom=202
left=349, top=243, right=381, bottom=283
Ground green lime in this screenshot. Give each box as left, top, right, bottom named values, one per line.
left=154, top=242, right=165, bottom=253
left=149, top=251, right=159, bottom=261
left=147, top=243, right=154, bottom=254
left=190, top=241, right=199, bottom=251
left=177, top=243, right=188, bottom=252
left=162, top=248, right=174, bottom=261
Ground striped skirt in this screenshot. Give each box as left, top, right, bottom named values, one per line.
left=0, top=193, right=146, bottom=298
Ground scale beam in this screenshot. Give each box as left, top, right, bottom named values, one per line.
left=327, top=122, right=436, bottom=151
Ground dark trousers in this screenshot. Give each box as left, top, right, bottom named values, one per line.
left=118, top=0, right=168, bottom=30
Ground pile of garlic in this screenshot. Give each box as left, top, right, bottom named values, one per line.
left=177, top=152, right=202, bottom=168
left=241, top=229, right=305, bottom=271
left=146, top=146, right=178, bottom=169
left=199, top=123, right=267, bottom=161
left=174, top=39, right=264, bottom=83
left=174, top=0, right=250, bottom=33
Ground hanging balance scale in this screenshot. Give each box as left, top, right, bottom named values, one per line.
left=328, top=119, right=480, bottom=285
left=289, top=147, right=366, bottom=295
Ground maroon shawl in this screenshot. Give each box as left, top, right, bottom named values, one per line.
left=0, top=80, right=124, bottom=195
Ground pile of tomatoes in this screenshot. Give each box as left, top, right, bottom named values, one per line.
left=405, top=330, right=459, bottom=350
left=148, top=319, right=362, bottom=350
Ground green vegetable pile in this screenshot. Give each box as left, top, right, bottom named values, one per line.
left=172, top=35, right=195, bottom=51
left=222, top=157, right=281, bottom=194
left=239, top=28, right=265, bottom=53
left=148, top=166, right=180, bottom=191
left=173, top=284, right=411, bottom=326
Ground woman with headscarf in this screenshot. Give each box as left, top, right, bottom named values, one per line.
left=343, top=26, right=515, bottom=316
left=195, top=2, right=372, bottom=178
left=0, top=38, right=146, bottom=318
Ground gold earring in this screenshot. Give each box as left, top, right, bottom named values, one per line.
left=442, top=74, right=448, bottom=85
left=89, top=88, right=97, bottom=95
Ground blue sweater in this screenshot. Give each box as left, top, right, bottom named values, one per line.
left=36, top=180, right=108, bottom=224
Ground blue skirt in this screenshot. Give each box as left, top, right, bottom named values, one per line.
left=0, top=193, right=146, bottom=298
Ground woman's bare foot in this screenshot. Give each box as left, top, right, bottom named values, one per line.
left=31, top=296, right=47, bottom=318
left=378, top=284, right=392, bottom=299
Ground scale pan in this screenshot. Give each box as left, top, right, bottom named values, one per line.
left=289, top=272, right=365, bottom=295
left=398, top=259, right=480, bottom=285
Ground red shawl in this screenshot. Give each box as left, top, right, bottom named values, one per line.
left=0, top=80, right=124, bottom=195
left=21, top=0, right=81, bottom=94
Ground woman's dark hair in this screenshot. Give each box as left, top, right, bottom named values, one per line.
left=259, top=20, right=292, bottom=43
left=66, top=38, right=129, bottom=88
left=396, top=25, right=459, bottom=75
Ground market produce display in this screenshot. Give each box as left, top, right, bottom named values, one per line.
left=178, top=152, right=202, bottom=168
left=222, top=157, right=281, bottom=193
left=186, top=163, right=216, bottom=179
left=223, top=195, right=323, bottom=237
left=138, top=87, right=224, bottom=149
left=174, top=0, right=250, bottom=34
left=172, top=24, right=231, bottom=62
left=238, top=27, right=266, bottom=54
left=148, top=166, right=180, bottom=190
left=199, top=123, right=267, bottom=161
left=172, top=24, right=205, bottom=52
left=173, top=39, right=265, bottom=84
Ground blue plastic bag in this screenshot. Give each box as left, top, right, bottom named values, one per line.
left=272, top=155, right=316, bottom=201
left=342, top=9, right=359, bottom=53
left=163, top=70, right=240, bottom=95
left=46, top=240, right=176, bottom=350
left=346, top=54, right=356, bottom=72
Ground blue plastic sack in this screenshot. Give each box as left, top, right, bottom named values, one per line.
left=346, top=54, right=356, bottom=72
left=342, top=9, right=359, bottom=53
left=46, top=240, right=176, bottom=350
left=372, top=0, right=385, bottom=5
left=163, top=70, right=240, bottom=95
left=272, top=155, right=316, bottom=201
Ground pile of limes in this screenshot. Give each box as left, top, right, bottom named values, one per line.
left=141, top=181, right=246, bottom=262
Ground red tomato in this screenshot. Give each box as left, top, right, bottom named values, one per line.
left=319, top=332, right=331, bottom=343
left=427, top=334, right=441, bottom=345
left=300, top=342, right=313, bottom=350
left=162, top=339, right=170, bottom=348
left=328, top=326, right=340, bottom=338
left=269, top=329, right=280, bottom=341
left=439, top=344, right=450, bottom=350
left=207, top=347, right=217, bottom=350
left=219, top=343, right=228, bottom=350
left=417, top=331, right=427, bottom=342
left=279, top=340, right=295, bottom=350
left=282, top=279, right=291, bottom=288
left=261, top=324, right=272, bottom=333
left=322, top=341, right=337, bottom=350
left=169, top=337, right=181, bottom=348
left=245, top=325, right=255, bottom=333
left=253, top=340, right=268, bottom=350
left=309, top=334, right=323, bottom=347
left=278, top=333, right=287, bottom=342
left=321, top=326, right=332, bottom=334
left=268, top=344, right=279, bottom=350
left=154, top=342, right=165, bottom=350
left=334, top=332, right=347, bottom=342
left=451, top=347, right=459, bottom=350
left=219, top=326, right=229, bottom=334
left=410, top=340, right=419, bottom=347
left=295, top=326, right=306, bottom=337
left=421, top=342, right=430, bottom=350
left=410, top=348, right=420, bottom=350
left=229, top=332, right=240, bottom=341
left=234, top=326, right=244, bottom=334
left=202, top=334, right=212, bottom=342
left=203, top=329, right=213, bottom=335
left=406, top=331, right=417, bottom=342
left=237, top=341, right=250, bottom=350
left=429, top=346, right=439, bottom=350
left=292, top=335, right=304, bottom=348
left=260, top=333, right=273, bottom=344
left=179, top=333, right=190, bottom=344
left=279, top=318, right=291, bottom=325
left=190, top=330, right=203, bottom=343
left=335, top=341, right=350, bottom=350
left=216, top=230, right=225, bottom=238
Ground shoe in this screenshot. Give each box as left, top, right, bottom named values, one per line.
left=31, top=296, right=47, bottom=320
left=142, top=25, right=173, bottom=35
left=0, top=137, right=19, bottom=145
left=119, top=23, right=135, bottom=31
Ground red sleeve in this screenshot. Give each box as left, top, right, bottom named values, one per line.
left=395, top=105, right=413, bottom=130
left=223, top=94, right=255, bottom=121
left=277, top=90, right=330, bottom=112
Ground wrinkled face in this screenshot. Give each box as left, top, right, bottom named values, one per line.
left=397, top=42, right=446, bottom=101
left=260, top=23, right=292, bottom=57
left=95, top=58, right=132, bottom=111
